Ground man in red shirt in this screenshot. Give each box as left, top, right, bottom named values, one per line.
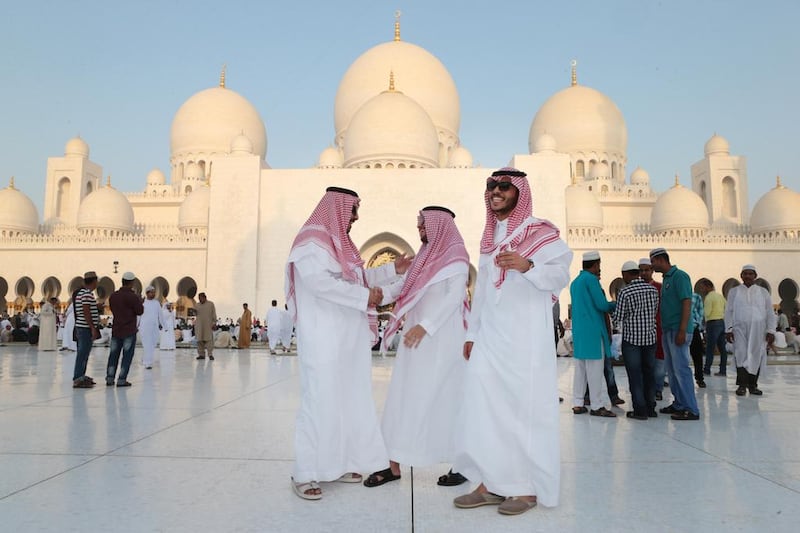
left=106, top=272, right=144, bottom=387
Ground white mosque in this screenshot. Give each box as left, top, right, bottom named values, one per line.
left=2, top=19, right=799, bottom=320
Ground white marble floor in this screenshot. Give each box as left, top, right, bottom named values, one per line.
left=0, top=344, right=798, bottom=532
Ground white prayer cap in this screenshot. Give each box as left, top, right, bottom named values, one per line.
left=741, top=264, right=757, bottom=273
left=649, top=247, right=668, bottom=259
left=145, top=285, right=156, bottom=292
left=582, top=250, right=601, bottom=261
left=121, top=271, right=136, bottom=281
left=622, top=260, right=640, bottom=272
left=638, top=257, right=651, bottom=266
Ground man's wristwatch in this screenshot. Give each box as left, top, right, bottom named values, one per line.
left=527, top=259, right=535, bottom=271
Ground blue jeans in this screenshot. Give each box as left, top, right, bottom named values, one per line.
left=73, top=327, right=93, bottom=380
left=662, top=330, right=700, bottom=415
left=603, top=353, right=619, bottom=399
left=704, top=319, right=727, bottom=373
left=622, top=341, right=656, bottom=415
left=654, top=357, right=666, bottom=393
left=107, top=334, right=136, bottom=383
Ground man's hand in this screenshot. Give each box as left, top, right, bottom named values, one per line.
left=725, top=331, right=734, bottom=343
left=403, top=324, right=427, bottom=349
left=766, top=332, right=775, bottom=345
left=394, top=254, right=413, bottom=275
left=675, top=330, right=687, bottom=345
left=368, top=287, right=383, bottom=307
left=496, top=251, right=531, bottom=273
left=463, top=341, right=473, bottom=361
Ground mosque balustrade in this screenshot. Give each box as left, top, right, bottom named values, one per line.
left=0, top=223, right=206, bottom=247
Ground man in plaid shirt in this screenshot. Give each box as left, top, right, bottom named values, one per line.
left=612, top=261, right=660, bottom=420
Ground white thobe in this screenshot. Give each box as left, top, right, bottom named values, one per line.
left=279, top=308, right=294, bottom=350
left=38, top=303, right=58, bottom=351
left=454, top=221, right=572, bottom=506
left=266, top=307, right=282, bottom=350
left=140, top=299, right=162, bottom=366
left=290, top=242, right=396, bottom=482
left=725, top=284, right=776, bottom=375
left=160, top=307, right=176, bottom=350
left=381, top=269, right=468, bottom=466
left=62, top=304, right=76, bottom=351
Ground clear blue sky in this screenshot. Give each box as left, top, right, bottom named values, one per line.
left=2, top=0, right=798, bottom=213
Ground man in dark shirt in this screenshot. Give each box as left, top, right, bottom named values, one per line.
left=106, top=272, right=144, bottom=387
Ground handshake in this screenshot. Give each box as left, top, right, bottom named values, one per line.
left=368, top=287, right=383, bottom=307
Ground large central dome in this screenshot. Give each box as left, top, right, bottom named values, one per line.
left=334, top=40, right=460, bottom=147
left=529, top=84, right=627, bottom=158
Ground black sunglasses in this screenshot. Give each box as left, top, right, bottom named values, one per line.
left=486, top=179, right=515, bottom=192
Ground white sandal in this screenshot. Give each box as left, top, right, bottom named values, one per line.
left=336, top=472, right=363, bottom=483
left=291, top=477, right=322, bottom=500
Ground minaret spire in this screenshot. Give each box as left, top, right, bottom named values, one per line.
left=394, top=10, right=402, bottom=41
left=389, top=70, right=395, bottom=91
left=571, top=59, right=577, bottom=86
left=219, top=64, right=226, bottom=88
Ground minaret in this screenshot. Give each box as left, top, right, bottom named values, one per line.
left=394, top=10, right=401, bottom=41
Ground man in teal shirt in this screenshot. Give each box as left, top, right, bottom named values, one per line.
left=570, top=250, right=617, bottom=417
left=650, top=248, right=700, bottom=421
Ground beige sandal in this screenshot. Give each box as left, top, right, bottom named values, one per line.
left=336, top=472, right=363, bottom=483
left=291, top=477, right=322, bottom=500
left=497, top=496, right=537, bottom=515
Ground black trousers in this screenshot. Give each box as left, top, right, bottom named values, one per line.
left=736, top=366, right=760, bottom=389
left=690, top=329, right=705, bottom=384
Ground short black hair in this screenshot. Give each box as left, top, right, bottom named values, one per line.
left=582, top=259, right=601, bottom=270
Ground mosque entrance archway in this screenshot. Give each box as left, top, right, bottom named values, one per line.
left=609, top=278, right=625, bottom=300
left=722, top=278, right=740, bottom=299
left=131, top=277, right=143, bottom=296
left=96, top=277, right=115, bottom=308
left=15, top=277, right=35, bottom=300
left=754, top=278, right=771, bottom=294
left=0, top=277, right=7, bottom=312
left=68, top=276, right=84, bottom=297
left=41, top=277, right=62, bottom=300
left=150, top=276, right=170, bottom=302
left=176, top=276, right=198, bottom=318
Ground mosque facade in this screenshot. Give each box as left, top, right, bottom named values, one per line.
left=2, top=21, right=800, bottom=320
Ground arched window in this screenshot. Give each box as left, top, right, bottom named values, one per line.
left=576, top=160, right=585, bottom=178
left=722, top=176, right=737, bottom=218
left=56, top=177, right=72, bottom=220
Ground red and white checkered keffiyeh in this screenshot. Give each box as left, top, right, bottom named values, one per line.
left=285, top=189, right=370, bottom=325
left=383, top=209, right=470, bottom=345
left=480, top=167, right=561, bottom=289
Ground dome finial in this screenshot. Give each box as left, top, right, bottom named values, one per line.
left=219, top=64, right=226, bottom=88
left=106, top=175, right=112, bottom=188
left=389, top=70, right=395, bottom=91
left=776, top=175, right=783, bottom=188
left=394, top=10, right=402, bottom=41
left=674, top=173, right=680, bottom=187
left=571, top=59, right=577, bottom=86
left=8, top=176, right=15, bottom=190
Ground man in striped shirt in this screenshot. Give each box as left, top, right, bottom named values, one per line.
left=613, top=261, right=660, bottom=420
left=73, top=271, right=101, bottom=388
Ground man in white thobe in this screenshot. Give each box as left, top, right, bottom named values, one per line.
left=61, top=302, right=76, bottom=351
left=363, top=206, right=470, bottom=488
left=160, top=302, right=176, bottom=350
left=38, top=297, right=59, bottom=351
left=139, top=286, right=163, bottom=369
left=725, top=264, right=776, bottom=396
left=453, top=168, right=572, bottom=516
left=265, top=300, right=282, bottom=354
left=279, top=304, right=293, bottom=352
left=285, top=186, right=411, bottom=500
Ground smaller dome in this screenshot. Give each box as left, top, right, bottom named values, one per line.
left=704, top=134, right=730, bottom=156
left=77, top=183, right=134, bottom=232
left=178, top=185, right=210, bottom=230
left=532, top=133, right=557, bottom=153
left=230, top=133, right=253, bottom=155
left=750, top=178, right=800, bottom=234
left=565, top=185, right=603, bottom=229
left=184, top=162, right=205, bottom=181
left=65, top=137, right=89, bottom=158
left=448, top=146, right=473, bottom=168
left=651, top=183, right=709, bottom=233
left=317, top=146, right=343, bottom=168
left=630, top=166, right=650, bottom=186
left=588, top=162, right=611, bottom=180
left=146, top=169, right=166, bottom=186
left=0, top=179, right=39, bottom=233
left=343, top=89, right=439, bottom=168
